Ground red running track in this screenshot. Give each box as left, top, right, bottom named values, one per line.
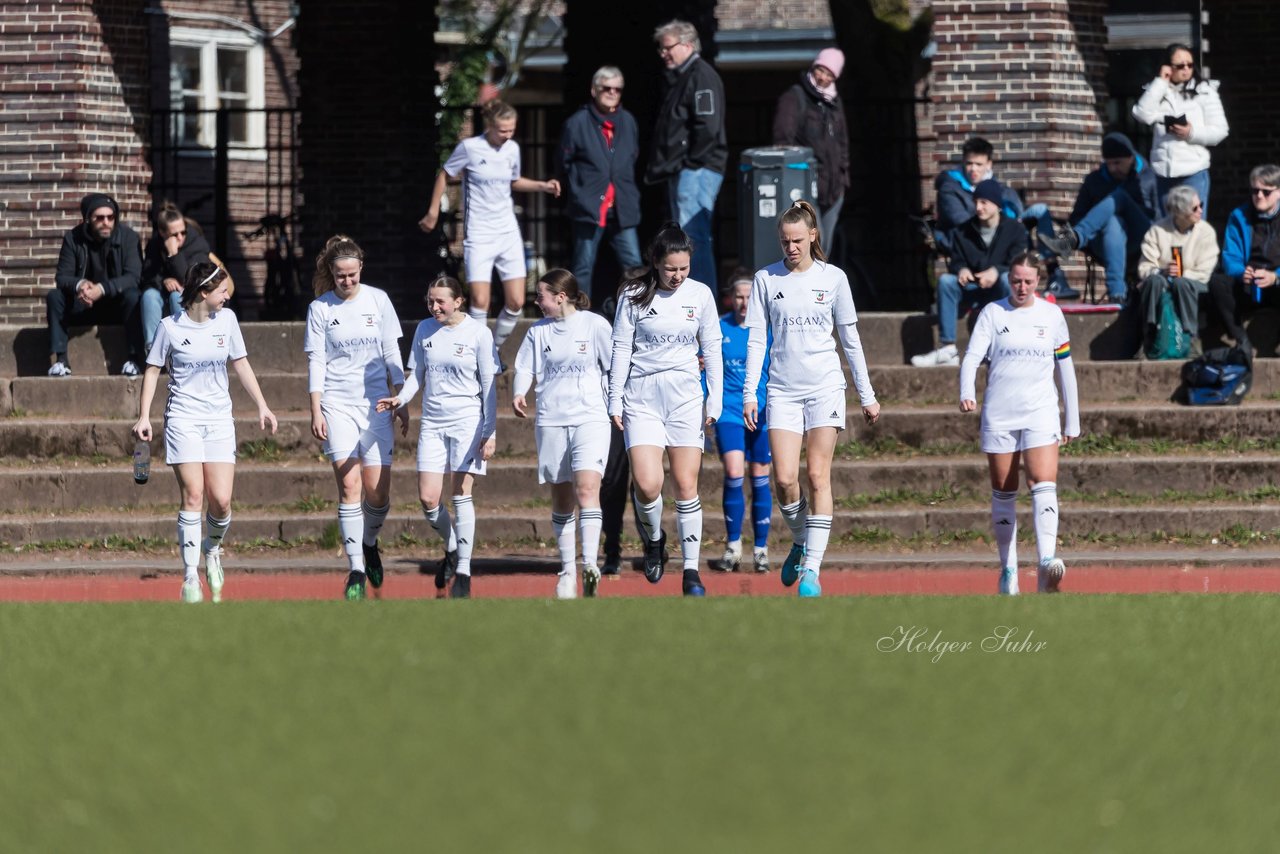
left=2, top=565, right=1280, bottom=602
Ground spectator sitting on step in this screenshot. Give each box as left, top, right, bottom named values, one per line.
left=914, top=180, right=1030, bottom=367
left=47, top=192, right=144, bottom=377
left=1135, top=185, right=1219, bottom=353
left=1205, top=164, right=1280, bottom=357
left=1038, top=132, right=1159, bottom=303
left=141, top=202, right=211, bottom=353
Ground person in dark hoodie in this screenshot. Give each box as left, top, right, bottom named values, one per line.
left=913, top=180, right=1029, bottom=366
left=1204, top=164, right=1280, bottom=356
left=141, top=202, right=211, bottom=352
left=1039, top=132, right=1158, bottom=302
left=47, top=192, right=144, bottom=377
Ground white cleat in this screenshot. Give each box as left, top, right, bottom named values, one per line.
left=1038, top=557, right=1066, bottom=593
left=715, top=541, right=742, bottom=572
left=910, top=344, right=959, bottom=367
left=180, top=579, right=203, bottom=603
left=581, top=563, right=601, bottom=598
left=205, top=548, right=224, bottom=604
left=999, top=566, right=1019, bottom=596
left=555, top=571, right=578, bottom=600
left=752, top=546, right=770, bottom=573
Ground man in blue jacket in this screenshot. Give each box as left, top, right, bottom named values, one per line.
left=558, top=66, right=642, bottom=301
left=1039, top=133, right=1158, bottom=302
left=1205, top=164, right=1280, bottom=355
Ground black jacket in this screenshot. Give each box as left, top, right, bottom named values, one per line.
left=53, top=221, right=142, bottom=298
left=772, top=73, right=849, bottom=208
left=557, top=103, right=642, bottom=228
left=142, top=226, right=211, bottom=293
left=645, top=54, right=727, bottom=183
left=1070, top=132, right=1158, bottom=226
left=947, top=216, right=1030, bottom=276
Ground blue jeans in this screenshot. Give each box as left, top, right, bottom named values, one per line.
left=936, top=272, right=1011, bottom=343
left=819, top=195, right=844, bottom=250
left=142, top=287, right=183, bottom=351
left=1073, top=190, right=1152, bottom=300
left=1155, top=169, right=1211, bottom=218
left=669, top=168, right=724, bottom=288
left=569, top=214, right=642, bottom=300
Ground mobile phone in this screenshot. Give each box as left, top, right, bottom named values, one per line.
left=1163, top=114, right=1188, bottom=130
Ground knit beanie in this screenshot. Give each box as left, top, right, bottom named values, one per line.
left=973, top=179, right=1005, bottom=207
left=813, top=48, right=845, bottom=79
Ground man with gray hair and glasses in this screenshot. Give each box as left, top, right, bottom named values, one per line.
left=1206, top=164, right=1280, bottom=356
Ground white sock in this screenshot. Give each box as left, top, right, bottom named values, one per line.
left=992, top=489, right=1018, bottom=570
left=634, top=491, right=664, bottom=543
left=178, top=510, right=201, bottom=579
left=338, top=503, right=365, bottom=573
left=675, top=497, right=702, bottom=571
left=780, top=495, right=808, bottom=545
left=362, top=500, right=389, bottom=547
left=552, top=510, right=576, bottom=575
left=1030, top=482, right=1059, bottom=563
left=802, top=514, right=832, bottom=574
left=468, top=305, right=489, bottom=323
left=425, top=503, right=456, bottom=551
left=578, top=507, right=602, bottom=570
left=453, top=495, right=475, bottom=576
left=494, top=306, right=522, bottom=349
left=202, top=511, right=230, bottom=554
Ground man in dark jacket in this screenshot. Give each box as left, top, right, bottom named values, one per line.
left=141, top=205, right=211, bottom=350
left=47, top=192, right=143, bottom=376
left=557, top=66, right=642, bottom=300
left=913, top=180, right=1029, bottom=366
left=646, top=19, right=727, bottom=288
left=1039, top=132, right=1158, bottom=301
left=1205, top=163, right=1280, bottom=355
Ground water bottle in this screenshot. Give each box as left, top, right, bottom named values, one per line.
left=133, top=440, right=150, bottom=485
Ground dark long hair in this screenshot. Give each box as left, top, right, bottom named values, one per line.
left=624, top=222, right=694, bottom=310
left=181, top=261, right=228, bottom=309
left=1166, top=42, right=1204, bottom=92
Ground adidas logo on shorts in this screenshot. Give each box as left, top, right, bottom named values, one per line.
left=331, top=318, right=340, bottom=326
left=830, top=410, right=839, bottom=418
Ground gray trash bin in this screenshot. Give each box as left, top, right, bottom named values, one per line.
left=738, top=146, right=819, bottom=272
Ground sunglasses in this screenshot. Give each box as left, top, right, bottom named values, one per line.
left=597, top=85, right=623, bottom=94
left=91, top=213, right=116, bottom=222
left=1251, top=187, right=1279, bottom=197
left=1171, top=62, right=1194, bottom=70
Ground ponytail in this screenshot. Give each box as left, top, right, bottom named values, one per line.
left=313, top=234, right=364, bottom=297
left=539, top=267, right=590, bottom=311
left=778, top=200, right=826, bottom=263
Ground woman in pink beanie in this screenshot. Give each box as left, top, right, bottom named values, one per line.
left=772, top=48, right=850, bottom=248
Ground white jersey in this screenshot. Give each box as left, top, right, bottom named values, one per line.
left=608, top=279, right=723, bottom=420
left=513, top=310, right=612, bottom=427
left=400, top=315, right=498, bottom=436
left=960, top=296, right=1080, bottom=436
left=147, top=309, right=247, bottom=424
left=304, top=285, right=404, bottom=405
left=444, top=134, right=521, bottom=240
left=744, top=259, right=876, bottom=406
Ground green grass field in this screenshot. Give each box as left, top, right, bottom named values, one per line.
left=2, top=596, right=1278, bottom=852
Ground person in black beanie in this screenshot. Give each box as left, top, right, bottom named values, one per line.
left=47, top=192, right=144, bottom=376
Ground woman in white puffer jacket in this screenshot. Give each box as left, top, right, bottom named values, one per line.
left=1131, top=43, right=1229, bottom=218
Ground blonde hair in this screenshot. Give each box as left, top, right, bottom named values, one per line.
left=312, top=234, right=364, bottom=297
left=778, top=200, right=826, bottom=263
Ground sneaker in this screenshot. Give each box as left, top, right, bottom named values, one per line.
left=450, top=572, right=471, bottom=599
left=781, top=543, right=805, bottom=587
left=682, top=569, right=706, bottom=597
left=121, top=360, right=141, bottom=377
left=582, top=563, right=601, bottom=598
left=433, top=548, right=458, bottom=590
left=643, top=531, right=667, bottom=584
left=600, top=555, right=621, bottom=578
left=999, top=566, right=1019, bottom=596
left=344, top=570, right=366, bottom=601
left=1037, top=225, right=1079, bottom=258
left=205, top=548, right=224, bottom=604
left=180, top=578, right=203, bottom=603
left=363, top=541, right=384, bottom=589
left=910, top=344, right=959, bottom=367
left=555, top=571, right=577, bottom=600
left=715, top=541, right=742, bottom=572
left=47, top=361, right=72, bottom=377
left=798, top=569, right=822, bottom=598
left=753, top=547, right=770, bottom=573
left=1038, top=557, right=1066, bottom=593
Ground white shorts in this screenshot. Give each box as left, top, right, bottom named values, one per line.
left=417, top=419, right=487, bottom=475
left=766, top=388, right=846, bottom=435
left=622, top=372, right=705, bottom=450
left=981, top=428, right=1061, bottom=454
left=464, top=231, right=526, bottom=284
left=535, top=421, right=611, bottom=484
left=321, top=402, right=393, bottom=466
left=165, top=419, right=236, bottom=465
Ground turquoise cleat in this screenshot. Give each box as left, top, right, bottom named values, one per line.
left=797, top=570, right=822, bottom=598
left=781, top=543, right=805, bottom=587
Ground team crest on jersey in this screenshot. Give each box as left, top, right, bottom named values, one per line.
left=683, top=306, right=696, bottom=321
left=576, top=341, right=588, bottom=354
left=363, top=314, right=375, bottom=327
left=213, top=334, right=226, bottom=348
left=812, top=289, right=828, bottom=304
left=1034, top=325, right=1046, bottom=338
left=454, top=344, right=467, bottom=356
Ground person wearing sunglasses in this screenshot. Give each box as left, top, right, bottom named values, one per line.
left=141, top=202, right=211, bottom=355
left=48, top=192, right=144, bottom=377
left=1206, top=164, right=1280, bottom=357
left=1131, top=43, right=1229, bottom=218
left=1134, top=185, right=1219, bottom=358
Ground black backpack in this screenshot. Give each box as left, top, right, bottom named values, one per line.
left=1180, top=346, right=1253, bottom=406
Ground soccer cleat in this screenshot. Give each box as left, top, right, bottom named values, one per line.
left=780, top=543, right=806, bottom=587
left=1037, top=225, right=1079, bottom=258
left=582, top=563, right=601, bottom=598
left=999, top=566, right=1019, bottom=596
left=47, top=361, right=72, bottom=377
left=344, top=570, right=366, bottom=601
left=600, top=554, right=621, bottom=577
left=555, top=572, right=578, bottom=600
left=682, top=569, right=706, bottom=597
left=450, top=573, right=471, bottom=599
left=753, top=547, right=770, bottom=573
left=715, top=541, right=742, bottom=572
left=363, top=541, right=384, bottom=589
left=911, top=344, right=959, bottom=367
left=180, top=578, right=203, bottom=603
left=1038, top=557, right=1066, bottom=593
left=204, top=548, right=224, bottom=604
left=798, top=570, right=822, bottom=598
left=433, top=548, right=458, bottom=590
left=643, top=531, right=667, bottom=584
left=121, top=360, right=141, bottom=377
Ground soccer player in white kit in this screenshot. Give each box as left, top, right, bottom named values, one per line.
left=512, top=269, right=613, bottom=600
left=609, top=223, right=723, bottom=596
left=960, top=251, right=1080, bottom=595
left=418, top=100, right=561, bottom=352
left=379, top=276, right=497, bottom=599
left=131, top=262, right=278, bottom=603
left=304, top=235, right=407, bottom=601
left=744, top=200, right=880, bottom=598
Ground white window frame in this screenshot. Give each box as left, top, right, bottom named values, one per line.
left=169, top=26, right=266, bottom=158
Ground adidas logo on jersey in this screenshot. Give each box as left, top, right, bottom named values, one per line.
left=425, top=341, right=432, bottom=348
left=997, top=325, right=1010, bottom=334
left=543, top=345, right=552, bottom=353
left=647, top=308, right=659, bottom=316
left=683, top=534, right=699, bottom=543
left=331, top=318, right=341, bottom=326
left=773, top=291, right=784, bottom=300
left=180, top=339, right=191, bottom=346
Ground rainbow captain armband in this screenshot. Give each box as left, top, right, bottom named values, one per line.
left=1054, top=342, right=1071, bottom=360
